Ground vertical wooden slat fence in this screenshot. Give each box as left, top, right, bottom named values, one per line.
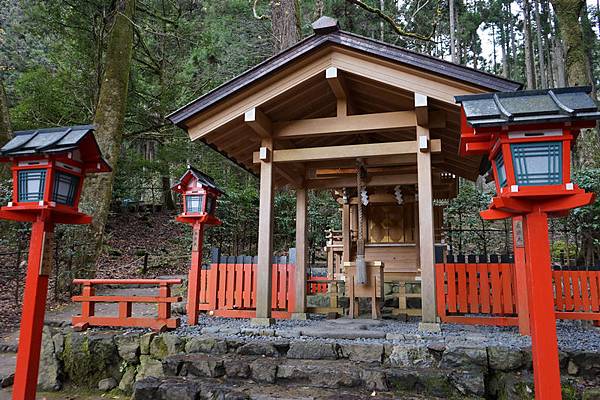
left=436, top=261, right=600, bottom=326
left=435, top=263, right=519, bottom=326
left=195, top=249, right=296, bottom=319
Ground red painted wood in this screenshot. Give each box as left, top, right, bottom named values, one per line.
left=226, top=263, right=235, bottom=308
left=524, top=211, right=562, bottom=400
left=447, top=264, right=457, bottom=313
left=73, top=278, right=182, bottom=285
left=589, top=271, right=599, bottom=312
left=467, top=264, right=479, bottom=313
left=490, top=264, right=503, bottom=314
left=501, top=264, right=514, bottom=314
left=457, top=264, right=468, bottom=313
left=13, top=219, right=52, bottom=400
left=479, top=264, right=491, bottom=314
left=71, top=280, right=181, bottom=333
left=243, top=263, right=252, bottom=308
left=191, top=257, right=296, bottom=319
left=234, top=262, right=243, bottom=308
left=572, top=271, right=583, bottom=312
left=435, top=264, right=447, bottom=319
left=580, top=271, right=590, bottom=312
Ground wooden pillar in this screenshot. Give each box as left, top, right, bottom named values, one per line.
left=252, top=137, right=275, bottom=326
left=342, top=203, right=351, bottom=263
left=292, top=187, right=308, bottom=319
left=415, top=93, right=439, bottom=331
left=512, top=216, right=531, bottom=335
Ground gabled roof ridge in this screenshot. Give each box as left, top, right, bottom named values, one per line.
left=167, top=30, right=522, bottom=127
left=337, top=30, right=521, bottom=89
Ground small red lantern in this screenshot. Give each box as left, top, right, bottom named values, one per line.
left=457, top=87, right=600, bottom=400
left=172, top=166, right=224, bottom=325
left=172, top=165, right=224, bottom=225
left=0, top=125, right=110, bottom=400
left=1, top=125, right=110, bottom=224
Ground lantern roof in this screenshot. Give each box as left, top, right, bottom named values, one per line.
left=173, top=165, right=225, bottom=195
left=455, top=86, right=600, bottom=128
left=0, top=124, right=111, bottom=172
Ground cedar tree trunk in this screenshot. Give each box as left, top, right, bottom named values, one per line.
left=271, top=0, right=301, bottom=52
left=550, top=0, right=590, bottom=86
left=80, top=0, right=135, bottom=264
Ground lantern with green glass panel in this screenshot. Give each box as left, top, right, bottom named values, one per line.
left=172, top=165, right=224, bottom=225
left=0, top=125, right=111, bottom=223
left=456, top=87, right=600, bottom=205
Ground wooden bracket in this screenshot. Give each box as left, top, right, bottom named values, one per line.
left=245, top=108, right=272, bottom=138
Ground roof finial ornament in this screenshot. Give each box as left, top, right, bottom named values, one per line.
left=312, top=16, right=340, bottom=35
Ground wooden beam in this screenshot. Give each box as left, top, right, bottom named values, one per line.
left=326, top=67, right=349, bottom=117
left=306, top=173, right=417, bottom=189
left=244, top=108, right=272, bottom=138
left=326, top=67, right=347, bottom=100
left=415, top=93, right=428, bottom=127
left=292, top=187, right=308, bottom=319
left=275, top=164, right=303, bottom=188
left=252, top=137, right=274, bottom=326
left=253, top=139, right=440, bottom=164
left=272, top=111, right=416, bottom=139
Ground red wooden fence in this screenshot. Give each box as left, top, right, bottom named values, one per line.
left=554, top=269, right=600, bottom=321
left=435, top=264, right=600, bottom=326
left=195, top=253, right=296, bottom=319
left=72, top=279, right=182, bottom=332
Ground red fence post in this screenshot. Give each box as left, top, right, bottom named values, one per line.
left=187, top=222, right=205, bottom=325
left=13, top=218, right=53, bottom=400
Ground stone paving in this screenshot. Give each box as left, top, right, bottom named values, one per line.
left=0, top=282, right=598, bottom=399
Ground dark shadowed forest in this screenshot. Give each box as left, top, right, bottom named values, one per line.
left=1, top=0, right=600, bottom=331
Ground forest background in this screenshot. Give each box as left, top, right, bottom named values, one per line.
left=0, top=0, right=600, bottom=330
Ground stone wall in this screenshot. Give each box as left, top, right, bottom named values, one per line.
left=37, top=325, right=600, bottom=399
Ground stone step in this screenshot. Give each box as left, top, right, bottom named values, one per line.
left=136, top=352, right=467, bottom=399
left=132, top=375, right=451, bottom=400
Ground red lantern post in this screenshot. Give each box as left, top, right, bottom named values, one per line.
left=0, top=125, right=110, bottom=400
left=172, top=166, right=224, bottom=325
left=457, top=87, right=600, bottom=400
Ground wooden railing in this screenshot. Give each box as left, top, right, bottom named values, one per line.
left=71, top=279, right=182, bottom=332
left=435, top=263, right=600, bottom=326
left=195, top=250, right=296, bottom=319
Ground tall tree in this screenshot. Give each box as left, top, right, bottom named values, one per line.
left=0, top=78, right=11, bottom=144
left=534, top=0, right=548, bottom=88
left=523, top=0, right=537, bottom=89
left=449, top=0, right=459, bottom=63
left=550, top=0, right=590, bottom=86
left=81, top=0, right=136, bottom=261
left=271, top=0, right=301, bottom=52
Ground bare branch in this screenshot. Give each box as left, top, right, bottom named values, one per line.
left=345, top=0, right=441, bottom=42
left=253, top=0, right=270, bottom=20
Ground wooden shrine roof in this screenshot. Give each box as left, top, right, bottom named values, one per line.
left=166, top=17, right=522, bottom=187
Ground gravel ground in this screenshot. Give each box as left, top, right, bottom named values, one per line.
left=169, top=314, right=600, bottom=352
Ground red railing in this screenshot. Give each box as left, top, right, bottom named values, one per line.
left=435, top=264, right=600, bottom=326
left=71, top=279, right=182, bottom=332
left=196, top=254, right=296, bottom=319
left=307, top=275, right=328, bottom=294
